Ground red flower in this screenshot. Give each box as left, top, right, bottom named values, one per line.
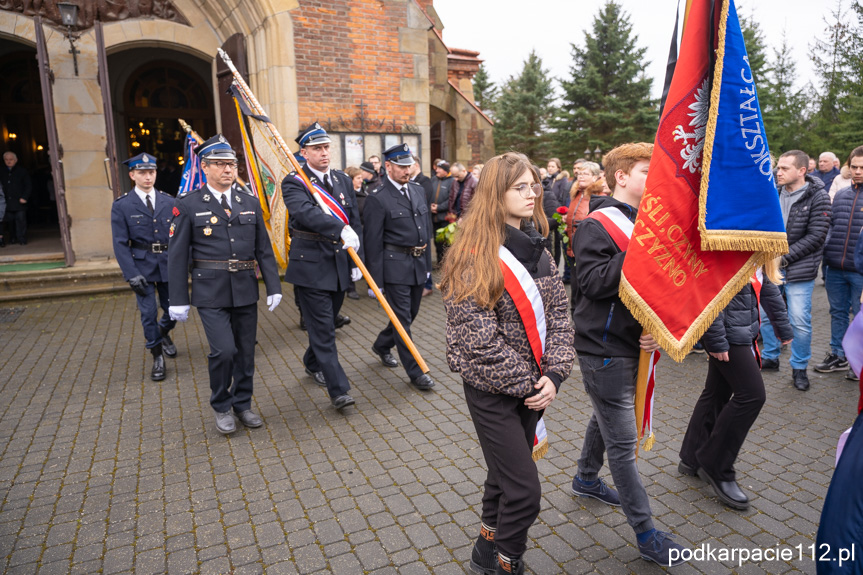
left=556, top=206, right=568, bottom=215
left=172, top=207, right=180, bottom=217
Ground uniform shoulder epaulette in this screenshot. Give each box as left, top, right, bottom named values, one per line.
left=157, top=190, right=172, bottom=197
left=114, top=193, right=128, bottom=201
left=288, top=170, right=298, bottom=177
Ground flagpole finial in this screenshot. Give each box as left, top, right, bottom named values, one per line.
left=178, top=118, right=191, bottom=134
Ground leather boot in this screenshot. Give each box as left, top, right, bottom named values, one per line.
left=470, top=524, right=496, bottom=575
left=495, top=553, right=525, bottom=575
left=150, top=344, right=166, bottom=381
left=160, top=327, right=177, bottom=357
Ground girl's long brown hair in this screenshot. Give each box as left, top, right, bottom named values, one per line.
left=439, top=152, right=548, bottom=309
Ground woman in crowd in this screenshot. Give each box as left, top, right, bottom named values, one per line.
left=472, top=163, right=485, bottom=180
left=344, top=166, right=368, bottom=218
left=441, top=152, right=574, bottom=575
left=679, top=258, right=792, bottom=510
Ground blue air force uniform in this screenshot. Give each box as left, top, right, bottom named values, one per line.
left=363, top=144, right=435, bottom=389
left=282, top=123, right=363, bottom=406
left=167, top=136, right=281, bottom=424
left=111, top=152, right=177, bottom=381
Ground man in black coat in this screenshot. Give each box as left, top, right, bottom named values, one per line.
left=428, top=161, right=453, bottom=267
left=3, top=152, right=31, bottom=245
left=111, top=152, right=177, bottom=381
left=363, top=144, right=436, bottom=391
left=168, top=135, right=282, bottom=435
left=282, top=123, right=364, bottom=411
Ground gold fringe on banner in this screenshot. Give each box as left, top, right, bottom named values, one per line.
left=619, top=251, right=774, bottom=362
left=642, top=432, right=656, bottom=452
left=531, top=440, right=549, bottom=462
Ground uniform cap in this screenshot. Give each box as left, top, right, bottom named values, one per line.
left=383, top=143, right=414, bottom=166
left=123, top=152, right=158, bottom=170
left=194, top=134, right=237, bottom=161
left=296, top=122, right=331, bottom=148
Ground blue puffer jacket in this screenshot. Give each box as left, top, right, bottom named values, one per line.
left=824, top=183, right=863, bottom=272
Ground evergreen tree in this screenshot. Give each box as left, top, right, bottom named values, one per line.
left=472, top=63, right=498, bottom=117
left=739, top=8, right=769, bottom=86
left=493, top=50, right=555, bottom=162
left=761, top=33, right=811, bottom=154
left=832, top=1, right=863, bottom=155
left=553, top=0, right=657, bottom=161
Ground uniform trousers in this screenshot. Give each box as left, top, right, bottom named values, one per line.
left=295, top=286, right=351, bottom=398
left=197, top=304, right=258, bottom=413
left=679, top=345, right=766, bottom=482
left=464, top=382, right=540, bottom=558
left=136, top=281, right=175, bottom=349
left=374, top=283, right=424, bottom=380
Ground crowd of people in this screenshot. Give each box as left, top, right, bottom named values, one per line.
left=102, top=126, right=863, bottom=573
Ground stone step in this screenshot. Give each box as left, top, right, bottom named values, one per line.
left=0, top=260, right=127, bottom=303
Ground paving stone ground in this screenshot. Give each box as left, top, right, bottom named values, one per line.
left=0, top=279, right=857, bottom=574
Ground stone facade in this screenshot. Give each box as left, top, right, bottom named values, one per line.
left=0, top=0, right=492, bottom=266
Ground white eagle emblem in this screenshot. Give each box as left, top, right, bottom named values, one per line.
left=671, top=78, right=710, bottom=174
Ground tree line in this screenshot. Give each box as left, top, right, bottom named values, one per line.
left=473, top=0, right=863, bottom=166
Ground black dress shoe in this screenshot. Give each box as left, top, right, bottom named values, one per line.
left=335, top=313, right=351, bottom=328
left=697, top=468, right=750, bottom=510
left=372, top=346, right=398, bottom=368
left=792, top=368, right=810, bottom=391
left=214, top=411, right=236, bottom=434
left=331, top=394, right=355, bottom=410
left=161, top=330, right=177, bottom=358
left=235, top=410, right=263, bottom=428
left=410, top=373, right=436, bottom=390
left=304, top=367, right=327, bottom=387
left=678, top=460, right=699, bottom=476
left=150, top=354, right=166, bottom=381
left=299, top=315, right=307, bottom=331
left=346, top=290, right=360, bottom=300
left=760, top=357, right=779, bottom=371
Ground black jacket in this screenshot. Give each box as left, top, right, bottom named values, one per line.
left=824, top=183, right=863, bottom=272
left=571, top=195, right=643, bottom=357
left=429, top=175, right=452, bottom=223
left=702, top=278, right=792, bottom=352
left=2, top=164, right=31, bottom=211
left=412, top=172, right=434, bottom=208
left=780, top=175, right=831, bottom=282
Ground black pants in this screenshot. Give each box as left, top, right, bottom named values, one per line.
left=296, top=286, right=351, bottom=398
left=7, top=210, right=26, bottom=243
left=197, top=304, right=258, bottom=413
left=464, top=383, right=540, bottom=558
left=679, top=344, right=766, bottom=481
left=374, top=283, right=424, bottom=380
left=432, top=220, right=449, bottom=266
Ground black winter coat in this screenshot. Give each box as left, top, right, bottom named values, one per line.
left=780, top=176, right=831, bottom=282
left=701, top=278, right=792, bottom=353
left=824, top=183, right=863, bottom=272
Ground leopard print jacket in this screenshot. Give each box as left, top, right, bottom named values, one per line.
left=445, top=257, right=575, bottom=398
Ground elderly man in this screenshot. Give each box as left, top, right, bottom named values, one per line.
left=448, top=162, right=477, bottom=219
left=168, top=135, right=282, bottom=434
left=2, top=151, right=31, bottom=246
left=813, top=152, right=841, bottom=192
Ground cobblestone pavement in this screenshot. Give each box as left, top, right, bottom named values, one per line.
left=0, top=280, right=856, bottom=574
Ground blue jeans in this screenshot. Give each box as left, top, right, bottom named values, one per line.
left=760, top=279, right=814, bottom=369
left=825, top=267, right=863, bottom=357
left=576, top=354, right=654, bottom=535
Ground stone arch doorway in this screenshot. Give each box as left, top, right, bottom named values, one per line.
left=430, top=106, right=456, bottom=165
left=108, top=47, right=215, bottom=195
left=0, top=36, right=63, bottom=254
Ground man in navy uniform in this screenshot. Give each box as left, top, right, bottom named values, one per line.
left=282, top=123, right=363, bottom=411
left=167, top=135, right=282, bottom=435
left=363, top=144, right=436, bottom=391
left=111, top=152, right=177, bottom=382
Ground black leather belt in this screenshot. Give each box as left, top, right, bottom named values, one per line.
left=290, top=229, right=338, bottom=244
left=384, top=243, right=427, bottom=257
left=129, top=240, right=169, bottom=253
left=193, top=259, right=256, bottom=272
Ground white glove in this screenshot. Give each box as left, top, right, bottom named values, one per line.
left=351, top=268, right=362, bottom=282
left=169, top=305, right=190, bottom=322
left=427, top=272, right=431, bottom=279
left=340, top=225, right=360, bottom=251
left=368, top=288, right=376, bottom=299
left=267, top=293, right=282, bottom=312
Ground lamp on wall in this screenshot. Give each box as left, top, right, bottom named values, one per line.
left=593, top=146, right=603, bottom=163
left=57, top=2, right=80, bottom=76
left=583, top=147, right=591, bottom=159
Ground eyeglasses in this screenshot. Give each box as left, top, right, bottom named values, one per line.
left=209, top=161, right=238, bottom=170
left=510, top=183, right=542, bottom=199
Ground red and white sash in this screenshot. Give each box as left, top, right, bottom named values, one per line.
left=751, top=267, right=764, bottom=365
left=499, top=245, right=549, bottom=460
left=586, top=207, right=661, bottom=449
left=292, top=173, right=349, bottom=225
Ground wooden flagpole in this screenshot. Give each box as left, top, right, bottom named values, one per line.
left=217, top=49, right=430, bottom=375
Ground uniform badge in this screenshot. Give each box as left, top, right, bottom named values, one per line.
left=235, top=196, right=242, bottom=203
left=172, top=207, right=180, bottom=217
left=210, top=216, right=218, bottom=224
left=340, top=193, right=345, bottom=200
left=169, top=222, right=175, bottom=238
left=203, top=194, right=211, bottom=202
left=203, top=226, right=212, bottom=236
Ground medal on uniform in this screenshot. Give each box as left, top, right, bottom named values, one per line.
left=235, top=196, right=241, bottom=203
left=203, top=226, right=212, bottom=236
left=203, top=194, right=211, bottom=202
left=210, top=216, right=218, bottom=224
left=169, top=222, right=175, bottom=238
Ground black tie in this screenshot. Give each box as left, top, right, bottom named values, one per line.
left=220, top=194, right=231, bottom=217
left=146, top=194, right=154, bottom=215
left=400, top=186, right=408, bottom=199
left=323, top=174, right=333, bottom=193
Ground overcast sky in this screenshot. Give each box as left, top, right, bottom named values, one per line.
left=434, top=0, right=846, bottom=99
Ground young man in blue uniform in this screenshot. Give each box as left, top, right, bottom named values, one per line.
left=111, top=152, right=177, bottom=381
left=363, top=144, right=436, bottom=391
left=167, top=135, right=282, bottom=435
left=282, top=123, right=363, bottom=411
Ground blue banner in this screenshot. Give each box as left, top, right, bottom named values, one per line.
left=178, top=134, right=206, bottom=197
